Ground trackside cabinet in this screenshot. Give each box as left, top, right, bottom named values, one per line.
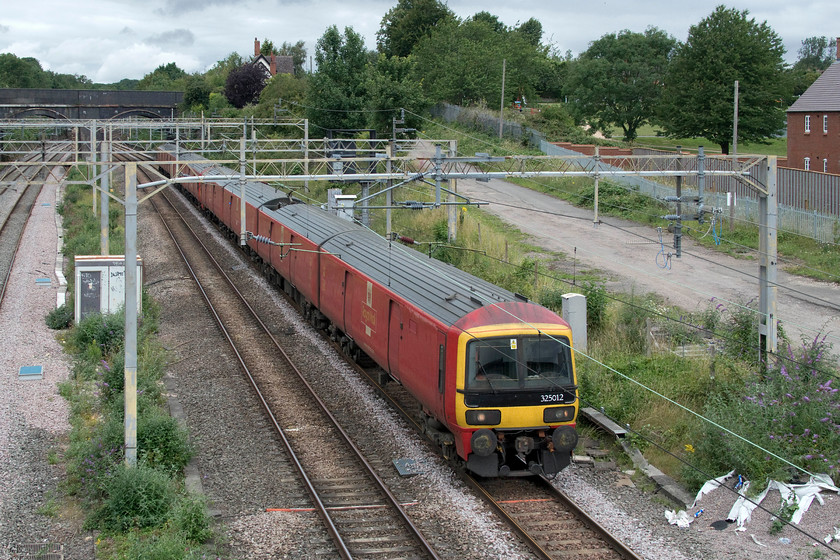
left=74, top=255, right=143, bottom=323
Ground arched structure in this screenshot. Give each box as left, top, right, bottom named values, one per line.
left=0, top=89, right=183, bottom=120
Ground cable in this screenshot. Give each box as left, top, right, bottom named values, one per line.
left=655, top=227, right=673, bottom=269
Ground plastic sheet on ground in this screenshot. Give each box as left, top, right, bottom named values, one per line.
left=665, top=509, right=693, bottom=528
left=669, top=471, right=839, bottom=530
left=691, top=469, right=735, bottom=508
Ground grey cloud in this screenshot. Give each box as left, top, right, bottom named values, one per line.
left=154, top=0, right=247, bottom=16
left=146, top=29, right=196, bottom=48
left=0, top=23, right=9, bottom=33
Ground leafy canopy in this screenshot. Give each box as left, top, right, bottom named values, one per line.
left=306, top=25, right=371, bottom=131
left=412, top=15, right=549, bottom=106
left=656, top=5, right=787, bottom=154
left=566, top=27, right=675, bottom=142
left=137, top=62, right=188, bottom=91
left=224, top=63, right=266, bottom=108
left=376, top=0, right=455, bottom=58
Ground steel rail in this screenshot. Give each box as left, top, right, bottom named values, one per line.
left=148, top=181, right=439, bottom=560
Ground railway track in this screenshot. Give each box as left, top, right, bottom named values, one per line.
left=367, top=369, right=642, bottom=560
left=0, top=149, right=67, bottom=309
left=146, top=174, right=440, bottom=560
left=468, top=476, right=642, bottom=560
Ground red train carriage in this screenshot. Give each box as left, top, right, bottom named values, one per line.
left=158, top=147, right=580, bottom=477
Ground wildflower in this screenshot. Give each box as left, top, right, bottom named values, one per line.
left=684, top=444, right=695, bottom=453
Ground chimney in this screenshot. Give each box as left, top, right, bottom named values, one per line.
left=270, top=54, right=277, bottom=75
left=254, top=38, right=260, bottom=57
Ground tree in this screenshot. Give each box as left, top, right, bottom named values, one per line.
left=794, top=36, right=836, bottom=72
left=253, top=73, right=309, bottom=121
left=182, top=75, right=211, bottom=112
left=0, top=54, right=49, bottom=88
left=259, top=38, right=276, bottom=57
left=205, top=53, right=245, bottom=92
left=224, top=64, right=266, bottom=108
left=306, top=26, right=371, bottom=131
left=364, top=54, right=427, bottom=135
left=412, top=15, right=547, bottom=106
left=137, top=62, right=188, bottom=91
left=516, top=18, right=543, bottom=48
left=656, top=6, right=787, bottom=154
left=376, top=0, right=455, bottom=58
left=277, top=41, right=308, bottom=75
left=566, top=28, right=675, bottom=142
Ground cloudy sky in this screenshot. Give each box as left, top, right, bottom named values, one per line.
left=1, top=0, right=836, bottom=83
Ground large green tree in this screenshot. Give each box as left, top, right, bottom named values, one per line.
left=306, top=25, right=371, bottom=131
left=376, top=0, right=455, bottom=58
left=364, top=54, right=427, bottom=135
left=412, top=15, right=548, bottom=106
left=0, top=53, right=91, bottom=89
left=137, top=62, right=188, bottom=91
left=566, top=28, right=675, bottom=142
left=656, top=5, right=787, bottom=154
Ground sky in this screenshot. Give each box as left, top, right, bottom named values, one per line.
left=0, top=0, right=837, bottom=83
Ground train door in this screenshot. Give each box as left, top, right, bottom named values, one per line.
left=388, top=301, right=402, bottom=382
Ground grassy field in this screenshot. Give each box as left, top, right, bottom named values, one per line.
left=598, top=123, right=788, bottom=157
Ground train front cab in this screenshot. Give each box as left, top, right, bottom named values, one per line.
left=453, top=322, right=579, bottom=477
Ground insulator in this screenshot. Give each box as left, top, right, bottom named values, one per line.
left=399, top=235, right=416, bottom=244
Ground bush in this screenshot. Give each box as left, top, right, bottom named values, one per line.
left=689, top=336, right=840, bottom=489
left=170, top=494, right=213, bottom=544
left=581, top=281, right=607, bottom=331
left=137, top=411, right=194, bottom=475
left=46, top=303, right=74, bottom=329
left=91, top=464, right=175, bottom=532
left=119, top=531, right=193, bottom=560
left=69, top=310, right=125, bottom=357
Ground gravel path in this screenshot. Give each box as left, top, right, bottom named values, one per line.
left=0, top=173, right=94, bottom=559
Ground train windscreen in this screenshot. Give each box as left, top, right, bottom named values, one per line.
left=465, top=335, right=573, bottom=392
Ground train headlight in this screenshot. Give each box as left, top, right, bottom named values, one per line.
left=543, top=406, right=575, bottom=424
left=552, top=426, right=579, bottom=453
left=470, top=428, right=498, bottom=457
left=465, top=409, right=501, bottom=426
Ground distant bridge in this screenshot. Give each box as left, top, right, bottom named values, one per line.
left=0, top=89, right=183, bottom=120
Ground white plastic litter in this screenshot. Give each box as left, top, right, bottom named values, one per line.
left=727, top=480, right=772, bottom=528
left=726, top=476, right=839, bottom=527
left=691, top=469, right=735, bottom=507
left=665, top=509, right=693, bottom=528
left=824, top=527, right=840, bottom=544
left=750, top=534, right=766, bottom=547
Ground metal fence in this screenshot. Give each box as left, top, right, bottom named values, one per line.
left=432, top=103, right=840, bottom=244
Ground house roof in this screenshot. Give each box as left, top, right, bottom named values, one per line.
left=788, top=62, right=840, bottom=113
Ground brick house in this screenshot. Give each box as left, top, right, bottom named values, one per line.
left=786, top=41, right=840, bottom=174
left=252, top=38, right=295, bottom=79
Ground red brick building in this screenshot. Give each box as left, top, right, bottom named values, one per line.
left=786, top=47, right=840, bottom=174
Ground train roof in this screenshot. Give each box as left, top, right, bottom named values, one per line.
left=169, top=147, right=528, bottom=327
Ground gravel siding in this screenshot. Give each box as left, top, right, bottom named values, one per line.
left=0, top=178, right=93, bottom=559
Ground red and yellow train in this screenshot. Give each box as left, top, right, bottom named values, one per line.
left=158, top=148, right=579, bottom=477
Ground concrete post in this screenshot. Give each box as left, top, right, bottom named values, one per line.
left=561, top=293, right=587, bottom=353
left=124, top=163, right=138, bottom=467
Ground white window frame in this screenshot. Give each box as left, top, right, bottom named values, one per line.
left=824, top=158, right=828, bottom=173
left=804, top=157, right=810, bottom=171
left=805, top=115, right=811, bottom=133
left=824, top=115, right=829, bottom=134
